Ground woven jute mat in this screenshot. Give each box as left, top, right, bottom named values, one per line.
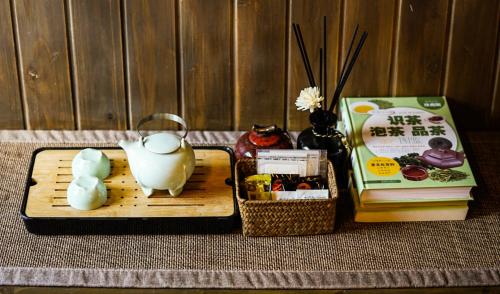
left=0, top=131, right=498, bottom=288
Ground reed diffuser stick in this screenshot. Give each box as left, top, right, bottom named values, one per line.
left=327, top=25, right=359, bottom=112
left=338, top=24, right=359, bottom=87
left=292, top=24, right=315, bottom=87
left=323, top=16, right=328, bottom=110
left=319, top=48, right=323, bottom=99
left=296, top=24, right=316, bottom=86
left=329, top=31, right=368, bottom=112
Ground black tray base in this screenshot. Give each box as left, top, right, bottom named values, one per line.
left=21, top=146, right=238, bottom=235
left=23, top=217, right=237, bottom=235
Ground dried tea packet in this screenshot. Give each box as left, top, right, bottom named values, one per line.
left=271, top=174, right=300, bottom=191
left=244, top=174, right=271, bottom=200
left=296, top=175, right=325, bottom=190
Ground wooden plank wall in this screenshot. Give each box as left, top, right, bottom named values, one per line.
left=0, top=0, right=24, bottom=129
left=0, top=0, right=499, bottom=131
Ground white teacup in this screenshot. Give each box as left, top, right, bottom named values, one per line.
left=72, top=148, right=111, bottom=179
left=67, top=176, right=107, bottom=210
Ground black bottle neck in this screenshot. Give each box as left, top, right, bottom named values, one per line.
left=309, top=109, right=337, bottom=135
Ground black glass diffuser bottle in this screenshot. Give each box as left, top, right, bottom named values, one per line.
left=297, top=109, right=349, bottom=189
left=292, top=17, right=367, bottom=190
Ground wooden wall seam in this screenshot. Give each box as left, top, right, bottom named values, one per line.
left=175, top=0, right=183, bottom=128
left=63, top=0, right=78, bottom=130
left=233, top=0, right=239, bottom=130
left=488, top=1, right=500, bottom=126
left=389, top=0, right=402, bottom=96
left=177, top=0, right=185, bottom=126
left=491, top=33, right=500, bottom=124
left=1, top=0, right=24, bottom=129
left=10, top=0, right=28, bottom=129
left=230, top=0, right=235, bottom=131
left=10, top=0, right=29, bottom=129
left=65, top=0, right=80, bottom=130
left=442, top=0, right=455, bottom=96
left=283, top=0, right=290, bottom=131
left=120, top=0, right=131, bottom=130
left=439, top=0, right=454, bottom=96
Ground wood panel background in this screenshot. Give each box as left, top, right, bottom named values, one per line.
left=0, top=0, right=499, bottom=131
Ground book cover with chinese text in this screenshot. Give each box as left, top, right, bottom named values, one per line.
left=340, top=97, right=476, bottom=203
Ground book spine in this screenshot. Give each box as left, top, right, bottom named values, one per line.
left=350, top=145, right=366, bottom=195
left=340, top=98, right=366, bottom=196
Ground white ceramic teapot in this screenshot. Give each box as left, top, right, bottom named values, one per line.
left=118, top=113, right=195, bottom=197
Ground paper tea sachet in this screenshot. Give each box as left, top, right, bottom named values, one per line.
left=256, top=149, right=327, bottom=177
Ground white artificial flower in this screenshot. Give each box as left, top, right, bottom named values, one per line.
left=295, top=87, right=324, bottom=112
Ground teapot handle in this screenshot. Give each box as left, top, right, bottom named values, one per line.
left=136, top=113, right=188, bottom=139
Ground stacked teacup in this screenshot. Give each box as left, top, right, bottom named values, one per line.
left=68, top=149, right=110, bottom=210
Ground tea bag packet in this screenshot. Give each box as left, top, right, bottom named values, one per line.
left=269, top=174, right=328, bottom=200
left=244, top=174, right=271, bottom=200
left=271, top=174, right=300, bottom=191
left=296, top=175, right=325, bottom=190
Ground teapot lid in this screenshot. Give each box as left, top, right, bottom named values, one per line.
left=143, top=133, right=180, bottom=154
left=426, top=148, right=456, bottom=160
left=136, top=113, right=189, bottom=154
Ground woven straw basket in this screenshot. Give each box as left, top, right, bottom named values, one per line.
left=235, top=159, right=338, bottom=237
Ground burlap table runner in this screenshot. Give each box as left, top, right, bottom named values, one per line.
left=0, top=131, right=498, bottom=288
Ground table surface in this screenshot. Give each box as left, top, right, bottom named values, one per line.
left=0, top=130, right=498, bottom=289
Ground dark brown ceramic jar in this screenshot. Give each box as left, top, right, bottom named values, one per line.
left=235, top=125, right=293, bottom=160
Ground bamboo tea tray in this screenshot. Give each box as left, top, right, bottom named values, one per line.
left=21, top=147, right=237, bottom=234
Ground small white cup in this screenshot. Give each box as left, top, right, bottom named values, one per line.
left=72, top=148, right=111, bottom=179
left=67, top=176, right=107, bottom=210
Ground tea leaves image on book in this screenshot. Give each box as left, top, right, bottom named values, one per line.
left=340, top=96, right=476, bottom=206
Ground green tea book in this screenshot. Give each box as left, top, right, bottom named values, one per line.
left=339, top=96, right=476, bottom=205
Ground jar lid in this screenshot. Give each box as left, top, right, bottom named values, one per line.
left=249, top=131, right=280, bottom=147
left=248, top=125, right=281, bottom=147
left=144, top=133, right=180, bottom=154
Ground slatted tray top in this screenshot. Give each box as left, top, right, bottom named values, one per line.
left=25, top=148, right=235, bottom=218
